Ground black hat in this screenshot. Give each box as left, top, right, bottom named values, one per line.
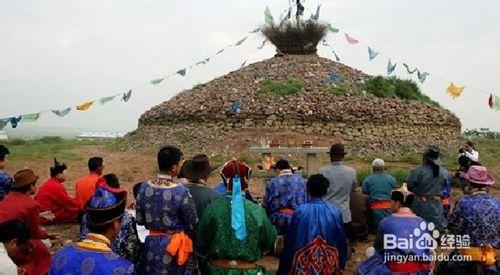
left=182, top=154, right=214, bottom=181
left=424, top=146, right=440, bottom=164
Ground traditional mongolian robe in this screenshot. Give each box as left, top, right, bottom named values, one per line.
left=80, top=208, right=141, bottom=263
left=406, top=164, right=445, bottom=227
left=278, top=197, right=347, bottom=275
left=357, top=207, right=434, bottom=275
left=35, top=177, right=80, bottom=223
left=440, top=167, right=452, bottom=219
left=214, top=183, right=257, bottom=203
left=50, top=233, right=134, bottom=275
left=437, top=192, right=499, bottom=274
left=0, top=191, right=52, bottom=275
left=263, top=170, right=307, bottom=234
left=135, top=175, right=198, bottom=274
left=362, top=172, right=396, bottom=228
left=196, top=196, right=277, bottom=274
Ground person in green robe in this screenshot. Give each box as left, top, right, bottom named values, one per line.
left=196, top=160, right=277, bottom=274
left=405, top=146, right=446, bottom=228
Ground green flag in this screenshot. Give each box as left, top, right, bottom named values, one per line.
left=196, top=57, right=210, bottom=65
left=328, top=23, right=339, bottom=33
left=150, top=78, right=164, bottom=85
left=99, top=95, right=117, bottom=105
left=494, top=95, right=500, bottom=110
left=264, top=6, right=274, bottom=25
left=21, top=113, right=40, bottom=122
left=234, top=36, right=248, bottom=46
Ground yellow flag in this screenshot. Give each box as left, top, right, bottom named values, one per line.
left=77, top=101, right=94, bottom=111
left=446, top=83, right=464, bottom=99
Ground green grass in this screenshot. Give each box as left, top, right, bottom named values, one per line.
left=363, top=76, right=439, bottom=106
left=328, top=86, right=349, bottom=95
left=2, top=137, right=104, bottom=161
left=257, top=79, right=304, bottom=97
left=173, top=130, right=191, bottom=144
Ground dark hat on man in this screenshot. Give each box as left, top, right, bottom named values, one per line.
left=424, top=146, right=440, bottom=164
left=329, top=143, right=346, bottom=156
left=182, top=154, right=213, bottom=181
left=13, top=169, right=40, bottom=188
left=85, top=184, right=126, bottom=226
left=50, top=158, right=67, bottom=176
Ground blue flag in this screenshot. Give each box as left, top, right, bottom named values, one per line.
left=231, top=100, right=242, bottom=113
left=231, top=175, right=247, bottom=240
left=417, top=70, right=429, bottom=83
left=329, top=71, right=341, bottom=83
left=249, top=27, right=260, bottom=33
left=387, top=59, right=397, bottom=75
left=310, top=5, right=321, bottom=20
left=122, top=90, right=132, bottom=102
left=177, top=68, right=187, bottom=77
left=9, top=116, right=21, bottom=128
left=52, top=108, right=71, bottom=117
left=368, top=47, right=379, bottom=61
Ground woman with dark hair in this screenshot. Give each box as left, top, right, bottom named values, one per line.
left=459, top=140, right=479, bottom=162
left=405, top=146, right=446, bottom=228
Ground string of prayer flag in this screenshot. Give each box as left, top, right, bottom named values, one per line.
left=234, top=37, right=248, bottom=46
left=344, top=33, right=359, bottom=44
left=52, top=108, right=71, bottom=117
left=0, top=119, right=8, bottom=130
left=310, top=5, right=321, bottom=20
left=446, top=83, right=464, bottom=99
left=122, top=90, right=132, bottom=102
left=264, top=6, right=274, bottom=25
left=176, top=68, right=187, bottom=77
left=491, top=95, right=500, bottom=110
left=21, top=113, right=40, bottom=123
left=99, top=95, right=117, bottom=105
left=368, top=47, right=379, bottom=61
left=387, top=59, right=397, bottom=75
left=150, top=78, right=164, bottom=85
left=417, top=70, right=429, bottom=83
left=403, top=63, right=418, bottom=74
left=9, top=117, right=21, bottom=128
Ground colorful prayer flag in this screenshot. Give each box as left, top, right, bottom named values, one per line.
left=76, top=101, right=94, bottom=111
left=329, top=71, right=341, bottom=83
left=177, top=68, right=187, bottom=77
left=310, top=5, right=321, bottom=20
left=403, top=63, right=418, bottom=74
left=488, top=94, right=493, bottom=108
left=99, top=95, right=117, bottom=105
left=9, top=116, right=21, bottom=128
left=344, top=33, right=359, bottom=44
left=234, top=36, right=248, bottom=46
left=446, top=83, right=464, bottom=99
left=492, top=95, right=500, bottom=110
left=387, top=59, right=397, bottom=75
left=196, top=58, right=211, bottom=65
left=296, top=0, right=305, bottom=17
left=264, top=6, right=274, bottom=25
left=331, top=49, right=340, bottom=61
left=368, top=47, right=379, bottom=61
left=231, top=100, right=242, bottom=113
left=417, top=70, right=429, bottom=83
left=150, top=78, right=164, bottom=85
left=52, top=108, right=71, bottom=117
left=0, top=119, right=9, bottom=130
left=216, top=48, right=225, bottom=55
left=122, top=90, right=132, bottom=102
left=240, top=60, right=246, bottom=68
left=327, top=24, right=339, bottom=33
left=21, top=113, right=40, bottom=122
left=250, top=28, right=260, bottom=33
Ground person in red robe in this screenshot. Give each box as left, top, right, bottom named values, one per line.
left=0, top=169, right=58, bottom=275
left=35, top=158, right=80, bottom=224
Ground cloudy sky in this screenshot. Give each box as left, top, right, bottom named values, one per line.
left=1, top=0, right=499, bottom=134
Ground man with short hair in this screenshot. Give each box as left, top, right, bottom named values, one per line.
left=362, top=158, right=397, bottom=228
left=278, top=174, right=347, bottom=275
left=0, top=145, right=13, bottom=201
left=0, top=169, right=55, bottom=274
left=0, top=220, right=30, bottom=274
left=319, top=143, right=357, bottom=236
left=263, top=158, right=307, bottom=234
left=50, top=183, right=134, bottom=274
left=75, top=156, right=104, bottom=211
left=35, top=158, right=80, bottom=223
left=197, top=160, right=277, bottom=274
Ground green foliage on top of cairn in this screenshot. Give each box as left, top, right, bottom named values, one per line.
left=257, top=79, right=305, bottom=97
left=363, top=76, right=439, bottom=106
left=262, top=20, right=328, bottom=55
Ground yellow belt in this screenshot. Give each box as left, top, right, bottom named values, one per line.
left=458, top=245, right=496, bottom=266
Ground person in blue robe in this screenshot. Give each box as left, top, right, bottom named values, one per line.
left=79, top=174, right=140, bottom=263
left=50, top=181, right=134, bottom=274
left=436, top=165, right=498, bottom=275
left=263, top=159, right=307, bottom=234
left=278, top=174, right=347, bottom=275
left=357, top=191, right=434, bottom=275
left=135, top=146, right=198, bottom=274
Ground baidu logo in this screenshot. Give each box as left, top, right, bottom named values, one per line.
left=383, top=221, right=440, bottom=250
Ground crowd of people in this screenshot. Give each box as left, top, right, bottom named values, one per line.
left=0, top=141, right=498, bottom=274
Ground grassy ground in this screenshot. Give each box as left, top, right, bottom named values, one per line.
left=1, top=136, right=499, bottom=274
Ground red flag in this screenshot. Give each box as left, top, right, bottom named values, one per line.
left=344, top=33, right=359, bottom=44
left=488, top=94, right=493, bottom=108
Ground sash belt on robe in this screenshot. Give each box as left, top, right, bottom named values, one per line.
left=149, top=230, right=193, bottom=265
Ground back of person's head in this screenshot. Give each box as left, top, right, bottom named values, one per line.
left=275, top=159, right=291, bottom=170
left=0, top=220, right=30, bottom=244
left=157, top=145, right=183, bottom=172
left=391, top=191, right=405, bottom=205
left=0, top=145, right=9, bottom=161
left=458, top=155, right=471, bottom=168
left=132, top=182, right=142, bottom=199
left=88, top=157, right=103, bottom=172
left=88, top=218, right=122, bottom=236
left=307, top=174, right=330, bottom=197
left=404, top=194, right=415, bottom=208
left=103, top=173, right=119, bottom=188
